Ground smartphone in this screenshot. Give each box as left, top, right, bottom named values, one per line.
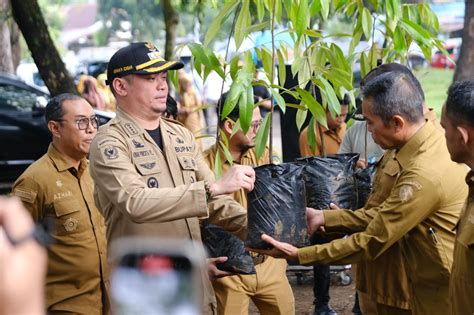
left=109, top=238, right=206, bottom=315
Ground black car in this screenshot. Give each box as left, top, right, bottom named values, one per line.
left=0, top=73, right=113, bottom=191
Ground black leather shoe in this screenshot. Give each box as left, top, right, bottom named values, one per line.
left=314, top=305, right=338, bottom=315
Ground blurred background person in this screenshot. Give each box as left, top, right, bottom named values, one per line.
left=177, top=70, right=205, bottom=148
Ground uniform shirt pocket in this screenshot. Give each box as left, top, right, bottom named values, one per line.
left=177, top=155, right=198, bottom=184
left=47, top=199, right=87, bottom=236
left=134, top=160, right=161, bottom=176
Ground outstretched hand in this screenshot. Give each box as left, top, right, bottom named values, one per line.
left=306, top=207, right=326, bottom=235
left=248, top=234, right=299, bottom=262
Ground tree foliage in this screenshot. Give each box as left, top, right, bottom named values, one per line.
left=190, top=0, right=445, bottom=162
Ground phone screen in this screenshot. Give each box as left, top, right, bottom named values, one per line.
left=111, top=252, right=199, bottom=315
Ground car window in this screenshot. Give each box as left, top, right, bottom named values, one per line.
left=0, top=84, right=43, bottom=111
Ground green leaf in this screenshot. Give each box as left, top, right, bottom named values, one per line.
left=393, top=25, right=406, bottom=53
left=271, top=89, right=286, bottom=112
left=295, top=0, right=310, bottom=38
left=307, top=117, right=317, bottom=155
left=222, top=83, right=242, bottom=119
left=255, top=113, right=271, bottom=161
left=317, top=76, right=341, bottom=116
left=386, top=0, right=400, bottom=27
left=234, top=0, right=251, bottom=50
left=361, top=8, right=373, bottom=41
left=298, top=58, right=311, bottom=87
left=230, top=55, right=240, bottom=81
left=204, top=0, right=239, bottom=46
left=360, top=51, right=369, bottom=78
left=188, top=43, right=211, bottom=68
left=242, top=50, right=256, bottom=74
left=238, top=85, right=254, bottom=134
left=277, top=50, right=286, bottom=87
left=296, top=87, right=327, bottom=128
left=245, top=21, right=271, bottom=34
left=368, top=43, right=378, bottom=70
left=399, top=19, right=433, bottom=43
left=296, top=108, right=307, bottom=131
left=255, top=0, right=265, bottom=22
left=275, top=0, right=283, bottom=23
left=208, top=51, right=225, bottom=80
left=261, top=48, right=273, bottom=82
left=310, top=0, right=321, bottom=16
left=320, top=0, right=330, bottom=20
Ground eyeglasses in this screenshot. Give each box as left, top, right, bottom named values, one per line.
left=226, top=118, right=262, bottom=132
left=250, top=119, right=263, bottom=131
left=55, top=117, right=100, bottom=130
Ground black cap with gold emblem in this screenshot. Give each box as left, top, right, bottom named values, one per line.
left=106, top=42, right=184, bottom=85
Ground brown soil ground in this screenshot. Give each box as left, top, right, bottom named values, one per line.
left=249, top=268, right=357, bottom=315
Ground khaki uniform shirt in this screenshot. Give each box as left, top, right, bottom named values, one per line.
left=299, top=123, right=346, bottom=157
left=298, top=122, right=468, bottom=314
left=12, top=144, right=109, bottom=314
left=325, top=111, right=441, bottom=310
left=88, top=108, right=247, bottom=306
left=449, top=170, right=474, bottom=315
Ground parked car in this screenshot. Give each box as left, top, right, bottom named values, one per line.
left=0, top=73, right=114, bottom=191
left=430, top=38, right=462, bottom=69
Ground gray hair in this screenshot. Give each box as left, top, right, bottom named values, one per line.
left=362, top=71, right=424, bottom=125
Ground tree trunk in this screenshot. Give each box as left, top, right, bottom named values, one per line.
left=0, top=0, right=14, bottom=74
left=162, top=0, right=179, bottom=61
left=10, top=19, right=21, bottom=70
left=11, top=0, right=76, bottom=96
left=454, top=0, right=474, bottom=82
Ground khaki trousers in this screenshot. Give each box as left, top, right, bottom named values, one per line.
left=212, top=256, right=294, bottom=315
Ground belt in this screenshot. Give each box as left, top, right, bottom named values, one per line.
left=250, top=251, right=266, bottom=265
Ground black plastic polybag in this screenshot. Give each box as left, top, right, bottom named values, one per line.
left=201, top=221, right=255, bottom=275
left=354, top=162, right=376, bottom=208
left=299, top=154, right=359, bottom=210
left=246, top=163, right=309, bottom=249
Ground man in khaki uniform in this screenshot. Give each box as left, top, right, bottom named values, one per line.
left=255, top=71, right=468, bottom=315
left=204, top=94, right=294, bottom=315
left=440, top=80, right=474, bottom=315
left=89, top=42, right=255, bottom=312
left=12, top=94, right=110, bottom=314
left=337, top=63, right=442, bottom=315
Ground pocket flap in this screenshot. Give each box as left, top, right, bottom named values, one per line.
left=54, top=199, right=80, bottom=217
left=382, top=159, right=400, bottom=177
left=134, top=160, right=161, bottom=175
left=177, top=156, right=197, bottom=170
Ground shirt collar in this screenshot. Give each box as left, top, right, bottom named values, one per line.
left=395, top=121, right=434, bottom=168
left=425, top=108, right=437, bottom=122
left=47, top=143, right=88, bottom=174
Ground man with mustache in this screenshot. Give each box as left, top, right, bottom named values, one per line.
left=12, top=93, right=110, bottom=314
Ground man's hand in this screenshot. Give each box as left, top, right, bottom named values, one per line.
left=306, top=207, right=326, bottom=235
left=356, top=159, right=368, bottom=169
left=249, top=234, right=299, bottom=262
left=210, top=165, right=256, bottom=196
left=207, top=257, right=232, bottom=279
